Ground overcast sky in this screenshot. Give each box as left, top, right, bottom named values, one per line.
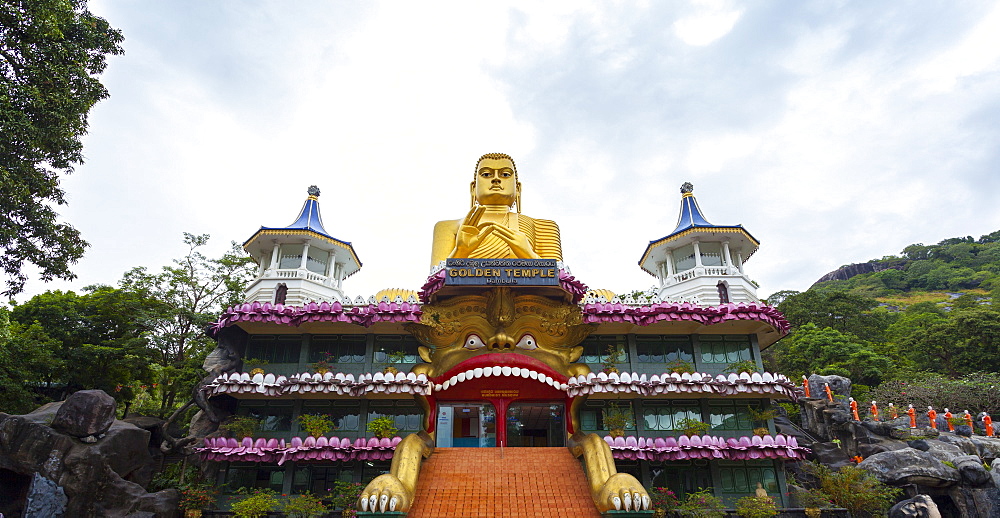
left=13, top=1, right=1000, bottom=305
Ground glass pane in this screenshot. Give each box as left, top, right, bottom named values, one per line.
left=306, top=248, right=329, bottom=274
left=278, top=244, right=302, bottom=269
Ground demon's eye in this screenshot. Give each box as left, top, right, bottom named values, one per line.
left=515, top=334, right=537, bottom=350
left=464, top=334, right=486, bottom=350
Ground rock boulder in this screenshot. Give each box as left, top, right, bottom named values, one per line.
left=860, top=448, right=960, bottom=488
left=49, top=389, right=116, bottom=438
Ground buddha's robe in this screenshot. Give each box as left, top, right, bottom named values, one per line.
left=430, top=212, right=562, bottom=266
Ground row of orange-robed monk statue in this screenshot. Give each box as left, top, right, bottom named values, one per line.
left=806, top=377, right=993, bottom=437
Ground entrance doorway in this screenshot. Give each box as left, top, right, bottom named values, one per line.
left=436, top=403, right=496, bottom=447
left=505, top=402, right=565, bottom=447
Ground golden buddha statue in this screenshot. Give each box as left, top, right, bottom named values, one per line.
left=430, top=153, right=562, bottom=266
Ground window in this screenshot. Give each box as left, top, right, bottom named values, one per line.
left=292, top=464, right=354, bottom=495
left=373, top=335, right=421, bottom=364
left=717, top=282, right=730, bottom=304
left=368, top=400, right=423, bottom=433
left=246, top=335, right=301, bottom=364
left=674, top=245, right=696, bottom=272
left=241, top=400, right=293, bottom=432
left=718, top=461, right=778, bottom=494
left=707, top=401, right=754, bottom=432
left=649, top=461, right=712, bottom=497
left=699, top=242, right=723, bottom=266
left=698, top=335, right=752, bottom=364
left=225, top=464, right=285, bottom=493
left=278, top=244, right=302, bottom=269
left=641, top=401, right=701, bottom=432
left=580, top=401, right=636, bottom=433
left=306, top=248, right=330, bottom=275
left=579, top=335, right=629, bottom=365
left=310, top=335, right=366, bottom=364
left=300, top=400, right=361, bottom=432
left=635, top=335, right=693, bottom=364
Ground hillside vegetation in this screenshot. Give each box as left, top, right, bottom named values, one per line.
left=764, top=230, right=1000, bottom=409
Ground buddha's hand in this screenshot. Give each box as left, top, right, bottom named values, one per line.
left=358, top=473, right=410, bottom=513
left=453, top=206, right=488, bottom=256
left=484, top=223, right=540, bottom=259
left=595, top=473, right=651, bottom=513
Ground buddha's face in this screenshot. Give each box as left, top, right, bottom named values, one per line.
left=473, top=157, right=518, bottom=206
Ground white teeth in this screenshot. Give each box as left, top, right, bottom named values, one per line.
left=560, top=383, right=568, bottom=391
left=466, top=369, right=475, bottom=380
left=491, top=366, right=502, bottom=377
left=501, top=366, right=512, bottom=376
left=539, top=374, right=549, bottom=384
left=483, top=368, right=492, bottom=377
left=511, top=367, right=522, bottom=377
left=443, top=380, right=451, bottom=390
left=434, top=384, right=442, bottom=391
left=473, top=367, right=484, bottom=378
left=520, top=369, right=530, bottom=378
left=450, top=375, right=458, bottom=386
left=529, top=371, right=538, bottom=380
left=457, top=372, right=466, bottom=383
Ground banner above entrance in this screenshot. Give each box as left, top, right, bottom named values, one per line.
left=444, top=258, right=559, bottom=286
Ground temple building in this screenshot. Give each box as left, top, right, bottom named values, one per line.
left=198, top=154, right=803, bottom=517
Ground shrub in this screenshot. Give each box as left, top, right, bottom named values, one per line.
left=367, top=415, right=398, bottom=439
left=602, top=402, right=635, bottom=436
left=297, top=413, right=336, bottom=438
left=677, top=488, right=725, bottom=518
left=666, top=359, right=696, bottom=374
left=725, top=360, right=758, bottom=374
left=326, top=480, right=364, bottom=517
left=676, top=418, right=710, bottom=437
left=221, top=415, right=261, bottom=440
left=734, top=495, right=777, bottom=518
left=282, top=492, right=329, bottom=518
left=602, top=344, right=625, bottom=373
left=229, top=488, right=279, bottom=518
left=178, top=482, right=217, bottom=511
left=869, top=372, right=1000, bottom=415
left=803, top=461, right=902, bottom=517
left=648, top=486, right=680, bottom=513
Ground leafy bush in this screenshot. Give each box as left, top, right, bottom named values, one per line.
left=282, top=492, right=329, bottom=518
left=803, top=461, right=902, bottom=517
left=602, top=344, right=625, bottom=373
left=734, top=495, right=777, bottom=518
left=222, top=415, right=261, bottom=439
left=666, top=359, right=695, bottom=374
left=297, top=413, right=336, bottom=438
left=367, top=415, right=398, bottom=439
left=602, top=402, right=635, bottom=436
left=677, top=488, right=725, bottom=517
left=725, top=360, right=758, bottom=374
left=326, top=481, right=364, bottom=517
left=648, top=486, right=680, bottom=513
left=178, top=482, right=217, bottom=511
left=677, top=418, right=710, bottom=437
left=229, top=488, right=279, bottom=518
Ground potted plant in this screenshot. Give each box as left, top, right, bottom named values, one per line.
left=601, top=344, right=624, bottom=374
left=735, top=495, right=778, bottom=518
left=326, top=481, right=364, bottom=518
left=297, top=413, right=336, bottom=438
left=178, top=482, right=217, bottom=517
left=221, top=415, right=261, bottom=440
left=725, top=359, right=758, bottom=374
left=665, top=358, right=695, bottom=374
left=229, top=488, right=279, bottom=518
left=242, top=357, right=269, bottom=374
left=648, top=486, right=679, bottom=518
left=282, top=491, right=329, bottom=518
left=602, top=402, right=634, bottom=438
left=676, top=417, right=710, bottom=437
left=380, top=349, right=408, bottom=374
left=677, top=488, right=725, bottom=518
left=367, top=415, right=398, bottom=439
left=309, top=351, right=336, bottom=375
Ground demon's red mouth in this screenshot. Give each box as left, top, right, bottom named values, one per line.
left=430, top=353, right=569, bottom=394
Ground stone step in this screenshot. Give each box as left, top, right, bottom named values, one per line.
left=406, top=447, right=602, bottom=518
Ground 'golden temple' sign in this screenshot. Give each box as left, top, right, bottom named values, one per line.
left=444, top=258, right=559, bottom=286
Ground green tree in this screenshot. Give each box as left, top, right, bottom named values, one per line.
left=0, top=0, right=123, bottom=298
left=0, top=306, right=59, bottom=413
left=7, top=286, right=156, bottom=405
left=774, top=324, right=895, bottom=386
left=777, top=290, right=894, bottom=343
left=120, top=233, right=254, bottom=414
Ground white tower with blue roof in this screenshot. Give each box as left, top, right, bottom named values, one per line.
left=638, top=182, right=760, bottom=305
left=241, top=186, right=361, bottom=305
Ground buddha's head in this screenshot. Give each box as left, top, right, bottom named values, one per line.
left=471, top=153, right=521, bottom=209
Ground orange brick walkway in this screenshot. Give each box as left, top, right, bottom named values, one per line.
left=407, top=447, right=602, bottom=518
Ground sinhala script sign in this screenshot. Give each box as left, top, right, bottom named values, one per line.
left=444, top=258, right=559, bottom=286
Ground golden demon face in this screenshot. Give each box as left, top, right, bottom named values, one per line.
left=408, top=288, right=594, bottom=388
